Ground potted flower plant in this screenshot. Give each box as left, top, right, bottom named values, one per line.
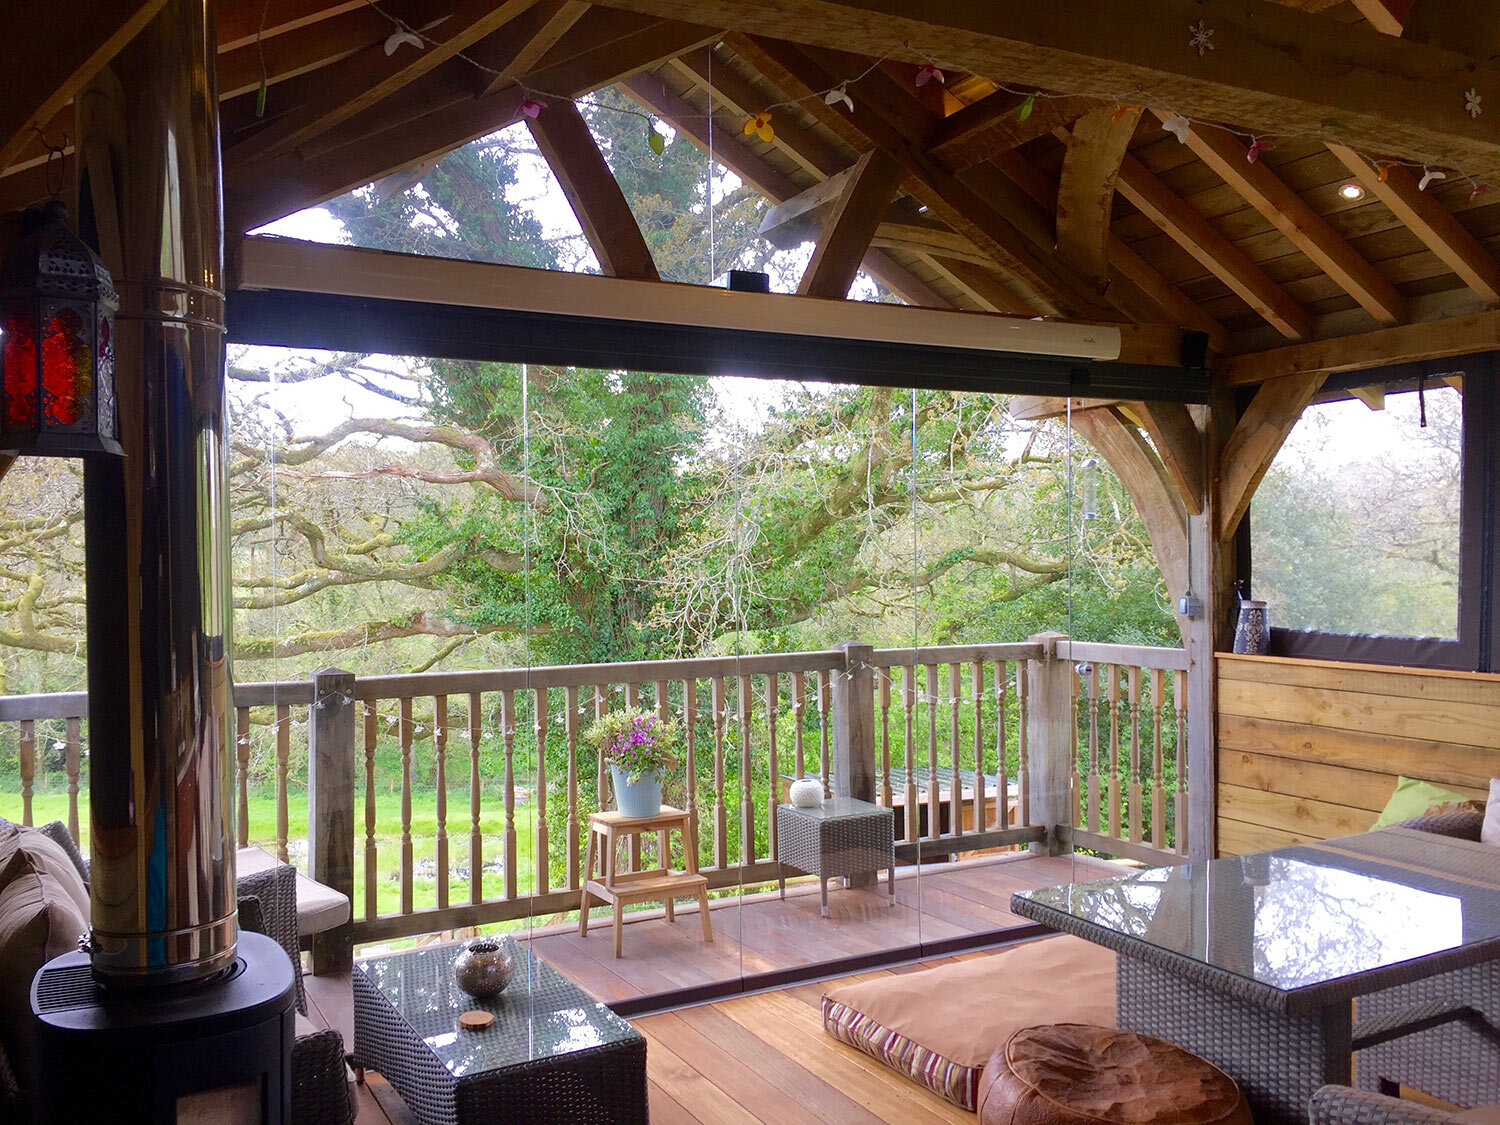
left=583, top=710, right=680, bottom=818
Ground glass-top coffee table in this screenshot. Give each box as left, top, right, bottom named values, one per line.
left=352, top=938, right=646, bottom=1125
left=1011, top=827, right=1500, bottom=1125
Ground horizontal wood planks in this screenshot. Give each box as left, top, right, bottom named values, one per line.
left=1216, top=654, right=1498, bottom=855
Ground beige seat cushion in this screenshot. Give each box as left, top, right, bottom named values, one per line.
left=0, top=860, right=90, bottom=1104
left=822, top=935, right=1116, bottom=1109
left=0, top=821, right=89, bottom=919
left=237, top=845, right=350, bottom=936
left=1456, top=1108, right=1500, bottom=1125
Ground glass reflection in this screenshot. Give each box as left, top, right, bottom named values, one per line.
left=1021, top=850, right=1484, bottom=990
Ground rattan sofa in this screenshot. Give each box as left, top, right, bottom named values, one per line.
left=1311, top=1085, right=1499, bottom=1125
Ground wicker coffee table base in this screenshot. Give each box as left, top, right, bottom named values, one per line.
left=352, top=961, right=648, bottom=1125
left=1118, top=956, right=1353, bottom=1125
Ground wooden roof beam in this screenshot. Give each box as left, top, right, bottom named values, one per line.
left=592, top=0, right=1500, bottom=177
left=0, top=0, right=167, bottom=173
left=1115, top=153, right=1313, bottom=341
left=992, top=150, right=1230, bottom=350
left=620, top=69, right=951, bottom=308
left=1172, top=118, right=1407, bottom=326
left=1353, top=0, right=1411, bottom=35
left=1055, top=106, right=1141, bottom=285
left=926, top=89, right=1096, bottom=170
left=527, top=100, right=658, bottom=280
left=226, top=0, right=544, bottom=168
left=735, top=36, right=1111, bottom=318
left=799, top=149, right=908, bottom=297
left=1328, top=143, right=1500, bottom=304
left=1215, top=307, right=1500, bottom=385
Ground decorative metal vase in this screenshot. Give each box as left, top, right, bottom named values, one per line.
left=789, top=776, right=824, bottom=809
left=453, top=938, right=514, bottom=999
left=1233, top=599, right=1270, bottom=655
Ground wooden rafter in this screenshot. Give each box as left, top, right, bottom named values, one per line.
left=219, top=1, right=434, bottom=99
left=479, top=0, right=590, bottom=95
left=218, top=0, right=364, bottom=48
left=927, top=91, right=1096, bottom=170
left=1327, top=144, right=1500, bottom=305
left=1055, top=107, right=1141, bottom=285
left=673, top=45, right=1026, bottom=311
left=991, top=150, right=1230, bottom=350
left=619, top=69, right=951, bottom=308
left=734, top=35, right=1112, bottom=318
left=527, top=100, right=658, bottom=280
left=1174, top=119, right=1407, bottom=326
left=799, top=150, right=906, bottom=298
left=591, top=0, right=1500, bottom=177
left=226, top=0, right=544, bottom=167
left=1353, top=0, right=1411, bottom=34
left=225, top=15, right=715, bottom=233
left=1401, top=2, right=1489, bottom=53
left=1114, top=153, right=1313, bottom=341
left=1215, top=307, right=1500, bottom=385
left=1217, top=373, right=1329, bottom=539
left=0, top=0, right=167, bottom=173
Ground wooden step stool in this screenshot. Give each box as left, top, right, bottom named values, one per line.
left=580, top=805, right=712, bottom=958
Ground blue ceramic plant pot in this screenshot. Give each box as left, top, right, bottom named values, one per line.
left=611, top=764, right=664, bottom=818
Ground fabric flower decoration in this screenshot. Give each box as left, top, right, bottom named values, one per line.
left=824, top=85, right=854, bottom=112
left=1245, top=138, right=1274, bottom=164
left=1160, top=115, right=1191, bottom=144
left=520, top=98, right=545, bottom=119
left=743, top=112, right=774, bottom=142
left=384, top=29, right=424, bottom=55
left=915, top=63, right=945, bottom=87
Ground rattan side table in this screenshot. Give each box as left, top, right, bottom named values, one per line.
left=352, top=939, right=647, bottom=1125
left=776, top=797, right=896, bottom=917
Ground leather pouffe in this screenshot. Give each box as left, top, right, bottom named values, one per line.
left=977, top=1024, right=1253, bottom=1125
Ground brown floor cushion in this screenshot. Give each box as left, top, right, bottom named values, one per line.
left=978, top=1024, right=1252, bottom=1125
left=822, top=936, right=1116, bottom=1109
left=0, top=820, right=89, bottom=918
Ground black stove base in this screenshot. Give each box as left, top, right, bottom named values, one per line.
left=30, top=931, right=296, bottom=1125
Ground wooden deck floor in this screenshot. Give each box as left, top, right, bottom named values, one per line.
left=304, top=852, right=1119, bottom=1123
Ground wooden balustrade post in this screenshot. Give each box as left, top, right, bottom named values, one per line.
left=1025, top=633, right=1073, bottom=856
left=307, top=667, right=356, bottom=974
left=833, top=642, right=877, bottom=887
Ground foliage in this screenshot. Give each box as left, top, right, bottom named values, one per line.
left=583, top=710, right=680, bottom=782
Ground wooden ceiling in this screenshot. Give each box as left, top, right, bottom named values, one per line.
left=9, top=0, right=1500, bottom=372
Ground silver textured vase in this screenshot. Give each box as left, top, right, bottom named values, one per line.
left=453, top=938, right=514, bottom=999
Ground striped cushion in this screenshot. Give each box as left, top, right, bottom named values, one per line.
left=820, top=935, right=1117, bottom=1110
left=824, top=995, right=984, bottom=1107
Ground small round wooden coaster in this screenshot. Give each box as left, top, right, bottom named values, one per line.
left=459, top=1010, right=495, bottom=1031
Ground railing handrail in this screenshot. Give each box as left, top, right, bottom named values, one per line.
left=0, top=691, right=88, bottom=721
left=867, top=642, right=1045, bottom=666
left=1054, top=639, right=1188, bottom=671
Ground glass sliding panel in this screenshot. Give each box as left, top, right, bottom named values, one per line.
left=1252, top=384, right=1462, bottom=640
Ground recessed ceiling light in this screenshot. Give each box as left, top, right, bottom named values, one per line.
left=1339, top=182, right=1366, bottom=201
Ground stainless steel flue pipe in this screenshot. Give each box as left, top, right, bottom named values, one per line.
left=77, top=0, right=236, bottom=985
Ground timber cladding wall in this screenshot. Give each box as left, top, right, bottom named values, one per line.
left=1216, top=654, right=1498, bottom=857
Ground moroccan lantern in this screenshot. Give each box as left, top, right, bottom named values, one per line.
left=0, top=200, right=121, bottom=457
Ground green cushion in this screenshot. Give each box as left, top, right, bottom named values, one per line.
left=1372, top=776, right=1473, bottom=829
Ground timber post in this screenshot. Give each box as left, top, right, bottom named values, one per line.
left=307, top=667, right=356, bottom=974
left=832, top=641, right=877, bottom=887
left=1025, top=632, right=1074, bottom=856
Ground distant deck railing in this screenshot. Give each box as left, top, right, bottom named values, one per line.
left=0, top=634, right=1191, bottom=967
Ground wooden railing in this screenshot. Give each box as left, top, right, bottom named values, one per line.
left=0, top=634, right=1193, bottom=967
left=1057, top=640, right=1190, bottom=864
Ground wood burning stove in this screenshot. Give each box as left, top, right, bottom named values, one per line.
left=29, top=2, right=298, bottom=1121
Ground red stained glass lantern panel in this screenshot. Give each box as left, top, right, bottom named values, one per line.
left=0, top=202, right=120, bottom=457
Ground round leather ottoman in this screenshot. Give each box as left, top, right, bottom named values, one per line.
left=977, top=1024, right=1252, bottom=1125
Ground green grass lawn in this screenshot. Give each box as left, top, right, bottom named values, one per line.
left=0, top=787, right=545, bottom=922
